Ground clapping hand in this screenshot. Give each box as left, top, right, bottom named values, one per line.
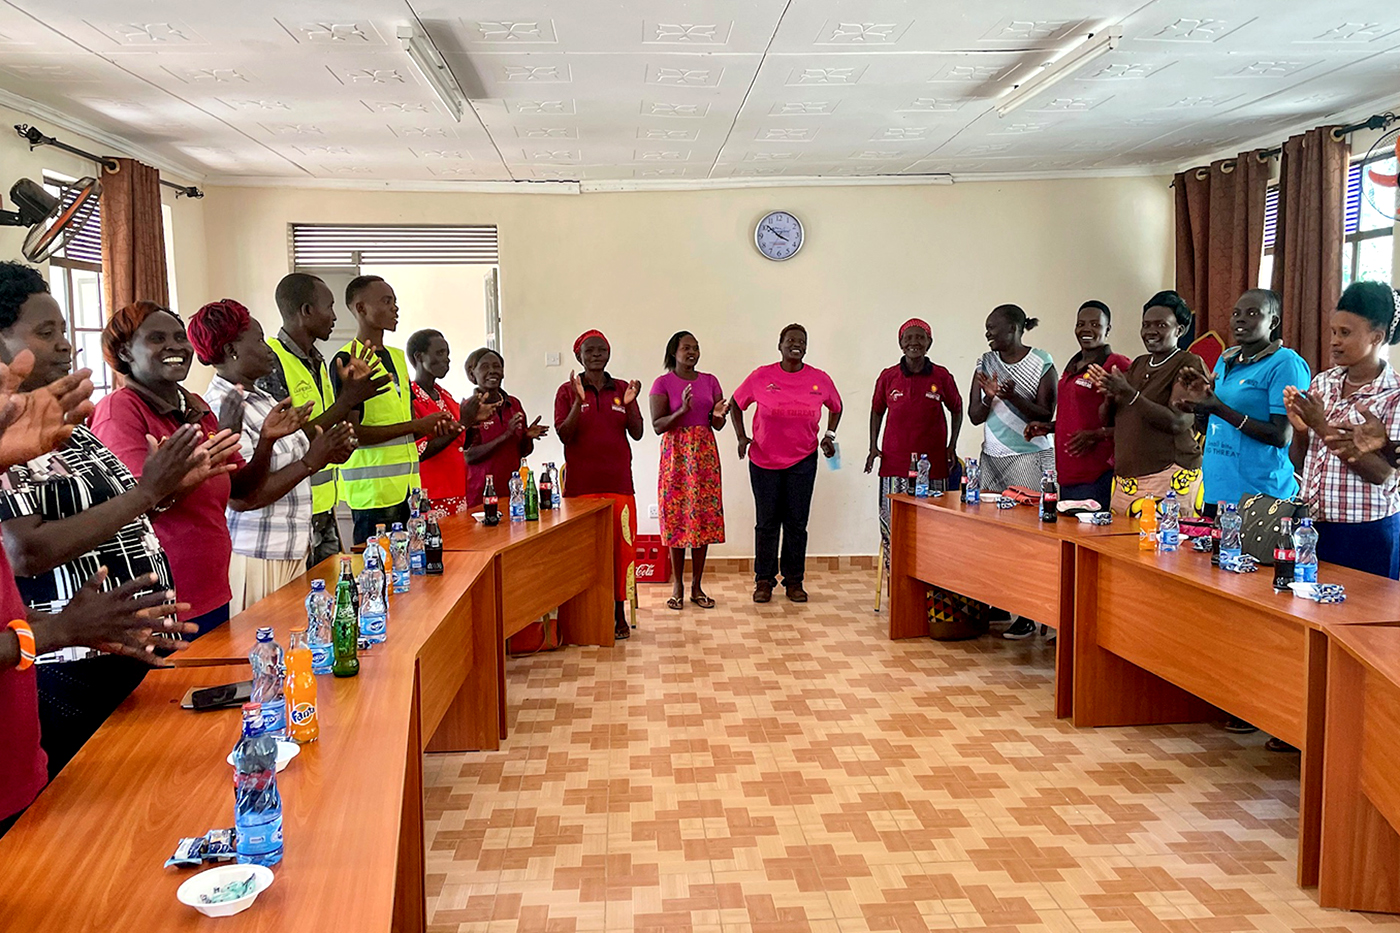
left=262, top=399, right=313, bottom=442
left=711, top=396, right=730, bottom=421
left=1023, top=421, right=1053, bottom=442
left=336, top=345, right=392, bottom=406
left=679, top=383, right=694, bottom=413
left=50, top=569, right=195, bottom=665
left=1086, top=363, right=1134, bottom=404
left=623, top=379, right=642, bottom=406
left=216, top=387, right=245, bottom=435
left=1283, top=385, right=1326, bottom=435
left=0, top=351, right=94, bottom=470
left=1171, top=367, right=1215, bottom=414
left=524, top=416, right=549, bottom=440
left=1323, top=402, right=1390, bottom=463
left=306, top=422, right=358, bottom=470
left=570, top=370, right=586, bottom=403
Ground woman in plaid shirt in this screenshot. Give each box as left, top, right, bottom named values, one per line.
left=1284, top=281, right=1400, bottom=579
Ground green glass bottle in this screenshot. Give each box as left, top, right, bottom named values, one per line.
left=524, top=468, right=540, bottom=522
left=331, top=557, right=359, bottom=677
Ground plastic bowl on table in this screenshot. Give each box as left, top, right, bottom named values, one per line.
left=225, top=739, right=299, bottom=772
left=176, top=864, right=274, bottom=918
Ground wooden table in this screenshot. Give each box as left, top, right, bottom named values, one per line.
left=1071, top=535, right=1400, bottom=887
left=1320, top=624, right=1400, bottom=913
left=0, top=544, right=494, bottom=933
left=887, top=493, right=1138, bottom=717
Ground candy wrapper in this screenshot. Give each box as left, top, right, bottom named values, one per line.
left=1089, top=511, right=1112, bottom=525
left=996, top=497, right=1017, bottom=510
left=1191, top=536, right=1214, bottom=553
left=1289, top=582, right=1347, bottom=604
left=165, top=836, right=204, bottom=869
left=165, top=828, right=238, bottom=869
left=1219, top=554, right=1259, bottom=573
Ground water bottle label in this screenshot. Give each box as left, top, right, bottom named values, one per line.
left=262, top=699, right=287, bottom=736
left=410, top=551, right=425, bottom=574
left=309, top=644, right=331, bottom=672
left=1294, top=563, right=1318, bottom=583
left=236, top=822, right=283, bottom=855
left=361, top=612, right=387, bottom=643
left=393, top=570, right=410, bottom=593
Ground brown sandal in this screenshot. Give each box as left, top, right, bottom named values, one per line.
left=665, top=596, right=684, bottom=610
left=689, top=593, right=715, bottom=609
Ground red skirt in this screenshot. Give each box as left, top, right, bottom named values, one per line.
left=658, top=426, right=725, bottom=548
left=574, top=493, right=637, bottom=604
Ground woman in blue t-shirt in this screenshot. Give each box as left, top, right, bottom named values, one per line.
left=1175, top=288, right=1311, bottom=514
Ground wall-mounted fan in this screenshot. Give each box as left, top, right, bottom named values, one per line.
left=1361, top=122, right=1399, bottom=224
left=0, top=176, right=101, bottom=263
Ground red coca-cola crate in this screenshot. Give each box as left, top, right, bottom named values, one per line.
left=634, top=535, right=670, bottom=583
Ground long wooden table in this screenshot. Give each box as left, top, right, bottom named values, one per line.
left=1320, top=624, right=1400, bottom=912
left=887, top=493, right=1138, bottom=717
left=0, top=550, right=495, bottom=933
left=1071, top=534, right=1400, bottom=888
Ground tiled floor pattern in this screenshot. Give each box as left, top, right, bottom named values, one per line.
left=423, top=570, right=1400, bottom=933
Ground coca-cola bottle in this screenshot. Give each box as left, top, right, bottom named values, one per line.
left=482, top=474, right=501, bottom=526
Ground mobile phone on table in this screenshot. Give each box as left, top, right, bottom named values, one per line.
left=182, top=681, right=252, bottom=711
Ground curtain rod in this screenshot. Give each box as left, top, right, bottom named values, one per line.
left=13, top=124, right=204, bottom=198
left=1255, top=112, right=1395, bottom=161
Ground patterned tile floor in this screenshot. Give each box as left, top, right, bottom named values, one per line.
left=423, top=570, right=1400, bottom=933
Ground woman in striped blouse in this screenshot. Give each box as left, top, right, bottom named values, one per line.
left=968, top=304, right=1058, bottom=493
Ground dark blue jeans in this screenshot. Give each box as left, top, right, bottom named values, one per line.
left=1316, top=514, right=1400, bottom=580
left=749, top=452, right=818, bottom=586
left=351, top=497, right=410, bottom=546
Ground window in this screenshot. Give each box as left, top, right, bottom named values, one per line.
left=1259, top=153, right=1396, bottom=290
left=43, top=173, right=114, bottom=398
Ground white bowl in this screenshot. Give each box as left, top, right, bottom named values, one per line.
left=177, top=864, right=274, bottom=918
left=226, top=739, right=299, bottom=772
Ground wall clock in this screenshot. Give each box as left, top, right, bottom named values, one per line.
left=754, top=210, right=804, bottom=261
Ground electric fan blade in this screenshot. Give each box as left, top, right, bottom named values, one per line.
left=22, top=177, right=100, bottom=263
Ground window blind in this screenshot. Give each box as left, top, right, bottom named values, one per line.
left=1264, top=160, right=1370, bottom=250
left=290, top=224, right=499, bottom=266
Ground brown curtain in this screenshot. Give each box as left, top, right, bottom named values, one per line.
left=100, top=157, right=168, bottom=314
left=1173, top=150, right=1271, bottom=339
left=1271, top=126, right=1349, bottom=374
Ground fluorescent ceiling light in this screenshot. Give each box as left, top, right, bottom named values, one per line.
left=398, top=25, right=467, bottom=123
left=997, top=27, right=1123, bottom=118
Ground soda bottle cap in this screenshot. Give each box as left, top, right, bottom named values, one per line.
left=392, top=522, right=405, bottom=531
left=376, top=523, right=386, bottom=531
left=255, top=626, right=273, bottom=641
left=310, top=579, right=326, bottom=590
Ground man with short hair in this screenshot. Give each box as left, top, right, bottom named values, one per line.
left=259, top=272, right=387, bottom=564
left=330, top=275, right=462, bottom=544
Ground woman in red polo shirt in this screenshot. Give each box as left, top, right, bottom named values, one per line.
left=1024, top=301, right=1131, bottom=512
left=866, top=318, right=962, bottom=582
left=465, top=347, right=546, bottom=508
left=408, top=329, right=471, bottom=515
left=555, top=330, right=643, bottom=641
left=91, top=302, right=314, bottom=638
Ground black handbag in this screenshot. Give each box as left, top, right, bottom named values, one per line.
left=1238, top=493, right=1306, bottom=565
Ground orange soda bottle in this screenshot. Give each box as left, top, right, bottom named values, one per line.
left=1138, top=496, right=1158, bottom=551
left=285, top=626, right=319, bottom=743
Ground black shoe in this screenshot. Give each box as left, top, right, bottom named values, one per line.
left=988, top=608, right=1013, bottom=622
left=1003, top=618, right=1036, bottom=640
left=614, top=618, right=630, bottom=640
left=1224, top=718, right=1258, bottom=734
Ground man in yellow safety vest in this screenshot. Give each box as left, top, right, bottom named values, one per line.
left=259, top=272, right=390, bottom=565
left=331, top=275, right=465, bottom=543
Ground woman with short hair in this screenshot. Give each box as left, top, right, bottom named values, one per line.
left=465, top=346, right=545, bottom=509
left=968, top=304, right=1057, bottom=493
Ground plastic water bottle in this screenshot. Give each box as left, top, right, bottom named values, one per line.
left=233, top=702, right=283, bottom=866
left=965, top=458, right=981, bottom=504
left=1158, top=491, right=1180, bottom=552
left=915, top=454, right=931, bottom=498
left=284, top=627, right=318, bottom=744
left=1293, top=517, right=1319, bottom=583
left=509, top=475, right=525, bottom=523
left=359, top=550, right=388, bottom=643
left=1220, top=503, right=1243, bottom=561
left=389, top=522, right=410, bottom=593
left=826, top=441, right=841, bottom=470
left=548, top=462, right=562, bottom=510
left=304, top=579, right=334, bottom=675
left=248, top=627, right=286, bottom=738
left=1039, top=469, right=1058, bottom=523
left=408, top=511, right=426, bottom=575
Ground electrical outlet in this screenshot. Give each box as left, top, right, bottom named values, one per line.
left=648, top=504, right=659, bottom=519
left=546, top=352, right=561, bottom=367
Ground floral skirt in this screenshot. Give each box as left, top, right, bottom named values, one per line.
left=658, top=425, right=725, bottom=548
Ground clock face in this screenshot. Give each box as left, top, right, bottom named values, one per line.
left=754, top=210, right=804, bottom=261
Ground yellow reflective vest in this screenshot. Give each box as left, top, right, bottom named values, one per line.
left=267, top=337, right=339, bottom=515
left=337, top=340, right=420, bottom=510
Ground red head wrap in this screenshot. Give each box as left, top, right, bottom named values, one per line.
left=103, top=300, right=176, bottom=376
left=899, top=318, right=932, bottom=339
left=188, top=299, right=253, bottom=366
left=573, top=329, right=609, bottom=358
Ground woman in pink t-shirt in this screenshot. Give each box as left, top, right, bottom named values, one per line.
left=650, top=331, right=728, bottom=611
left=730, top=323, right=842, bottom=604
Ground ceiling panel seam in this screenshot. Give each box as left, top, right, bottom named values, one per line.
left=706, top=0, right=794, bottom=180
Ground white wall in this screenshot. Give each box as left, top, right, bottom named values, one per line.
left=357, top=263, right=494, bottom=374
left=200, top=176, right=1174, bottom=558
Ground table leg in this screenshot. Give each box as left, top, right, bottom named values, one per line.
left=558, top=508, right=615, bottom=647
left=1320, top=647, right=1400, bottom=912
left=1297, top=628, right=1328, bottom=887
left=888, top=498, right=928, bottom=639
left=425, top=569, right=502, bottom=753
left=1054, top=541, right=1074, bottom=719
left=393, top=677, right=427, bottom=933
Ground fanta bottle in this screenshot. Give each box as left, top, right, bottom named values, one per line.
left=1138, top=496, right=1158, bottom=551
left=284, top=626, right=319, bottom=744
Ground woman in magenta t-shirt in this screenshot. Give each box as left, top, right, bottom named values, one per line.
left=1024, top=301, right=1131, bottom=511
left=650, top=331, right=728, bottom=611
left=730, top=323, right=842, bottom=604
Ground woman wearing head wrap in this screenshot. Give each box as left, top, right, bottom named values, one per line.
left=465, top=346, right=544, bottom=509
left=554, top=330, right=643, bottom=640
left=968, top=304, right=1057, bottom=495
left=407, top=329, right=492, bottom=515
left=650, top=331, right=727, bottom=611
left=1087, top=291, right=1208, bottom=518
left=1024, top=301, right=1131, bottom=512
left=190, top=299, right=357, bottom=612
left=866, top=318, right=961, bottom=582
left=91, top=301, right=298, bottom=635
left=1284, top=282, right=1400, bottom=579
left=731, top=323, right=842, bottom=604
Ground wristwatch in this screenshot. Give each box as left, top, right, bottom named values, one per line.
left=824, top=430, right=837, bottom=440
